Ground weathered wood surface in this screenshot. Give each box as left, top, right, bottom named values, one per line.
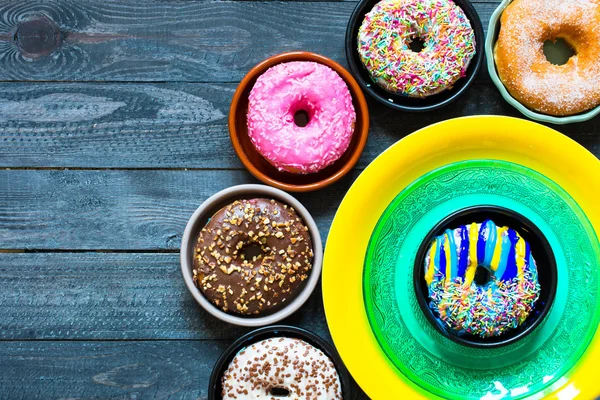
left=1, top=82, right=598, bottom=168
left=0, top=339, right=362, bottom=400
left=0, top=169, right=352, bottom=250
left=0, top=1, right=496, bottom=82
left=1, top=0, right=599, bottom=399
left=0, top=340, right=223, bottom=399
left=0, top=252, right=330, bottom=340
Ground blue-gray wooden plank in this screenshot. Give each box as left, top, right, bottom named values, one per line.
left=0, top=252, right=330, bottom=340
left=0, top=339, right=364, bottom=400
left=0, top=169, right=352, bottom=250
left=0, top=340, right=224, bottom=399
left=0, top=1, right=496, bottom=82
left=0, top=82, right=598, bottom=168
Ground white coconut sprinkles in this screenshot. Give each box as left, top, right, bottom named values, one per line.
left=221, top=337, right=343, bottom=399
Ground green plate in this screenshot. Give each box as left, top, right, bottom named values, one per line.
left=364, top=160, right=600, bottom=399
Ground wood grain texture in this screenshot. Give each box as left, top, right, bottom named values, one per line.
left=0, top=1, right=496, bottom=82
left=0, top=339, right=365, bottom=400
left=0, top=340, right=231, bottom=399
left=0, top=82, right=234, bottom=168
left=0, top=1, right=597, bottom=400
left=1, top=82, right=598, bottom=168
left=0, top=169, right=354, bottom=250
left=0, top=252, right=330, bottom=340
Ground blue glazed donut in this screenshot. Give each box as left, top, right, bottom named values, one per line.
left=424, top=220, right=541, bottom=338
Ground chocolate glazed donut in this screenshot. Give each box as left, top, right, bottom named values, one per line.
left=193, top=198, right=313, bottom=315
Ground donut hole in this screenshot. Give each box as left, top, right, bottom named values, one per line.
left=270, top=387, right=290, bottom=397
left=239, top=243, right=266, bottom=261
left=408, top=36, right=426, bottom=53
left=543, top=38, right=576, bottom=66
left=473, top=266, right=492, bottom=286
left=293, top=109, right=310, bottom=127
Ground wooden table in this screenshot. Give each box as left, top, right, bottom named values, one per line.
left=0, top=1, right=598, bottom=399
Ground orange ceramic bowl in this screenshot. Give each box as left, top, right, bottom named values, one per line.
left=229, top=51, right=370, bottom=192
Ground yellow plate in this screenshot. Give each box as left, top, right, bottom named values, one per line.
left=322, top=116, right=600, bottom=399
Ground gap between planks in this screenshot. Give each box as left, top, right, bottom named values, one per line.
left=1, top=167, right=249, bottom=171
left=0, top=338, right=233, bottom=342
left=0, top=249, right=181, bottom=253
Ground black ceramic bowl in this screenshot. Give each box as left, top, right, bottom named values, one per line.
left=208, top=325, right=351, bottom=399
left=414, top=206, right=557, bottom=348
left=345, top=0, right=485, bottom=111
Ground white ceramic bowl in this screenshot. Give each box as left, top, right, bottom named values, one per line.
left=180, top=184, right=323, bottom=326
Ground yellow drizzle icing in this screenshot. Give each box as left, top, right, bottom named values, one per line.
left=444, top=233, right=452, bottom=283
left=490, top=226, right=508, bottom=271
left=515, top=233, right=526, bottom=281
left=464, top=222, right=479, bottom=286
left=425, top=239, right=437, bottom=285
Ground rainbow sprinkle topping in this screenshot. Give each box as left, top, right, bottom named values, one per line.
left=357, top=0, right=476, bottom=98
left=425, top=221, right=541, bottom=338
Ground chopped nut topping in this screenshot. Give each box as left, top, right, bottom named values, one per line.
left=192, top=198, right=314, bottom=316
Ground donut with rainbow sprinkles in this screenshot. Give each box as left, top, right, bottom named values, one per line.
left=357, top=0, right=476, bottom=98
left=424, top=220, right=541, bottom=338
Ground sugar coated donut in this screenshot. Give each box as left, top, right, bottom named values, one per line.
left=193, top=198, right=313, bottom=315
left=494, top=0, right=600, bottom=116
left=424, top=220, right=541, bottom=338
left=222, top=337, right=343, bottom=399
left=247, top=61, right=356, bottom=174
left=357, top=0, right=476, bottom=98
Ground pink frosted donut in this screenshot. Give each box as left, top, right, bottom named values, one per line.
left=247, top=61, right=356, bottom=174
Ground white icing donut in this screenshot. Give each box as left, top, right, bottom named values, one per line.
left=221, top=337, right=343, bottom=399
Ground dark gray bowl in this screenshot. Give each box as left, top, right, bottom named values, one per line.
left=345, top=0, right=484, bottom=111
left=208, top=325, right=351, bottom=400
left=413, top=206, right=557, bottom=348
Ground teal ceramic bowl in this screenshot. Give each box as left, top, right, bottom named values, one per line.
left=485, top=0, right=600, bottom=125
